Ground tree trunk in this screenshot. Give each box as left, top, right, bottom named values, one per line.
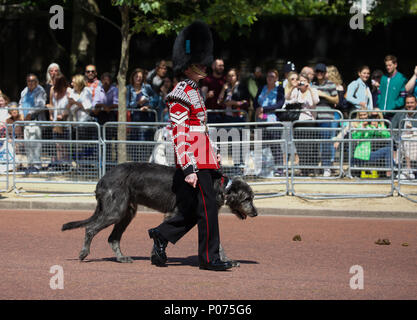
left=116, top=5, right=132, bottom=163
left=70, top=0, right=99, bottom=75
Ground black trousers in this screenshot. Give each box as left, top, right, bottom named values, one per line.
left=157, top=169, right=220, bottom=264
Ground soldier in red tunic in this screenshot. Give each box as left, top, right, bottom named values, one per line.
left=148, top=21, right=233, bottom=271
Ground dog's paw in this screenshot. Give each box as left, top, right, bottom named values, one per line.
left=230, top=260, right=240, bottom=267
left=79, top=249, right=89, bottom=261
left=117, top=256, right=133, bottom=263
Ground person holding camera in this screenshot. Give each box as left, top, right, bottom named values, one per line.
left=286, top=73, right=319, bottom=121
left=217, top=68, right=249, bottom=122
left=286, top=72, right=320, bottom=176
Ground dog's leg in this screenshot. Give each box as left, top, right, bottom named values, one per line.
left=219, top=243, right=240, bottom=267
left=108, top=206, right=136, bottom=263
left=79, top=218, right=120, bottom=261
left=79, top=227, right=97, bottom=261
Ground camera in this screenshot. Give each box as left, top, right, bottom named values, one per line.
left=299, top=81, right=306, bottom=87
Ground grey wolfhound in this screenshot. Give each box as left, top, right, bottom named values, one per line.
left=62, top=162, right=257, bottom=266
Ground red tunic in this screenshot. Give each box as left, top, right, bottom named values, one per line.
left=167, top=79, right=219, bottom=176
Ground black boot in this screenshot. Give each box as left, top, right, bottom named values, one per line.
left=148, top=228, right=168, bottom=267
left=199, top=259, right=233, bottom=271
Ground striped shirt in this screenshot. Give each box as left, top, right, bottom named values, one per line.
left=312, top=79, right=338, bottom=119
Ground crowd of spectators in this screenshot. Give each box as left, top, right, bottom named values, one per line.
left=0, top=54, right=416, bottom=178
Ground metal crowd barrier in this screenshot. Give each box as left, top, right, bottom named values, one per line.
left=208, top=121, right=289, bottom=198
left=0, top=136, right=11, bottom=192
left=290, top=119, right=395, bottom=199
left=349, top=109, right=416, bottom=119
left=397, top=118, right=417, bottom=202
left=274, top=108, right=344, bottom=121
left=1, top=114, right=416, bottom=202
left=7, top=121, right=102, bottom=196
left=102, top=121, right=170, bottom=175
left=126, top=108, right=159, bottom=122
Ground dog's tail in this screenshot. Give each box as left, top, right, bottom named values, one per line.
left=61, top=219, right=90, bottom=231
left=61, top=207, right=99, bottom=231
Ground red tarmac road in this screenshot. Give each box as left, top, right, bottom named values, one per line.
left=1, top=209, right=417, bottom=300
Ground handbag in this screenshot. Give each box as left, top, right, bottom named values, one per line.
left=279, top=102, right=302, bottom=122
left=343, top=82, right=360, bottom=115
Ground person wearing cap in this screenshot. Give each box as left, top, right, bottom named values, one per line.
left=312, top=63, right=339, bottom=177
left=147, top=21, right=233, bottom=271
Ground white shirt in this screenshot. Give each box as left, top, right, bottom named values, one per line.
left=67, top=87, right=93, bottom=122
left=286, top=87, right=319, bottom=121
left=51, top=93, right=69, bottom=121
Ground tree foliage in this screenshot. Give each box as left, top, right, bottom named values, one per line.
left=108, top=0, right=417, bottom=39
left=112, top=0, right=265, bottom=39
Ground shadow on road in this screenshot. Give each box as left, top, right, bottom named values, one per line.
left=70, top=255, right=259, bottom=266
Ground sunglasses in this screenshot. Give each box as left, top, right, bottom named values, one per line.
left=85, top=70, right=96, bottom=73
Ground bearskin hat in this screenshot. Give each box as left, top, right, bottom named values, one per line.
left=172, top=21, right=213, bottom=75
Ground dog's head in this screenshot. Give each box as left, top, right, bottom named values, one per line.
left=224, top=177, right=258, bottom=220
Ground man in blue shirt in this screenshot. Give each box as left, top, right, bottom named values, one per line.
left=19, top=74, right=47, bottom=121
left=19, top=74, right=47, bottom=173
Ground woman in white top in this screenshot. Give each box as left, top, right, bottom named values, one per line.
left=67, top=74, right=97, bottom=145
left=0, top=93, right=10, bottom=123
left=67, top=74, right=93, bottom=123
left=49, top=75, right=69, bottom=122
left=49, top=74, right=70, bottom=164
left=287, top=72, right=320, bottom=176
left=283, top=71, right=301, bottom=169
left=286, top=73, right=320, bottom=121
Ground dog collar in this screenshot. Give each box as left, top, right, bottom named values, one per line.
left=221, top=176, right=232, bottom=191
left=224, top=179, right=232, bottom=192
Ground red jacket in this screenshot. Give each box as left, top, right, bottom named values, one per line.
left=167, top=79, right=219, bottom=176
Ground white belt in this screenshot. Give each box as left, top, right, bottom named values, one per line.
left=189, top=125, right=207, bottom=133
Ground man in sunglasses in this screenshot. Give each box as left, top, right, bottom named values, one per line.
left=85, top=64, right=102, bottom=103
